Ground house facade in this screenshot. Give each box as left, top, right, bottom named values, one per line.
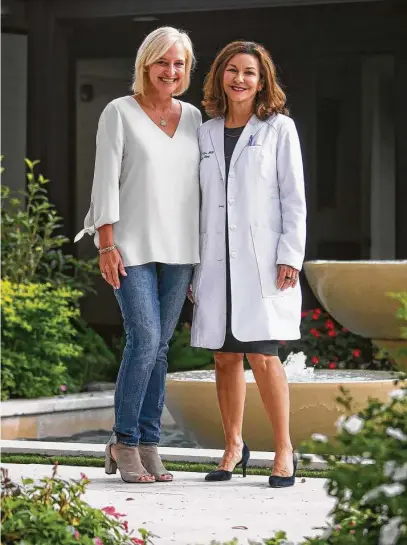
left=2, top=0, right=406, bottom=330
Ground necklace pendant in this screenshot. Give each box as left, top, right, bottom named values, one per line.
left=160, top=119, right=167, bottom=126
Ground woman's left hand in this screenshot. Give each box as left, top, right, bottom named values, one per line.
left=277, top=265, right=299, bottom=291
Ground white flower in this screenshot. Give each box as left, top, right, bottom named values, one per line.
left=361, top=483, right=405, bottom=504
left=335, top=415, right=346, bottom=430
left=389, top=389, right=406, bottom=400
left=379, top=516, right=403, bottom=545
left=386, top=427, right=407, bottom=441
left=393, top=462, right=407, bottom=482
left=343, top=488, right=352, bottom=500
left=381, top=483, right=405, bottom=497
left=343, top=415, right=364, bottom=435
left=384, top=460, right=397, bottom=478
left=312, top=433, right=328, bottom=443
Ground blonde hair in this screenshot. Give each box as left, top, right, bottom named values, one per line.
left=132, top=27, right=195, bottom=96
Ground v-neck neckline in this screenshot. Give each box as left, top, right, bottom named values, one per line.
left=128, top=95, right=183, bottom=140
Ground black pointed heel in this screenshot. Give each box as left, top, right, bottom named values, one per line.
left=205, top=442, right=250, bottom=482
left=269, top=453, right=298, bottom=488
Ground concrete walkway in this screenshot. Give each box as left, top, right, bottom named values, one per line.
left=3, top=463, right=334, bottom=545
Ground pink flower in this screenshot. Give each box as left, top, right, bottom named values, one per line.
left=131, top=539, right=144, bottom=545
left=80, top=472, right=88, bottom=480
left=59, top=384, right=67, bottom=392
left=101, top=506, right=126, bottom=519
left=301, top=311, right=308, bottom=318
left=123, top=520, right=129, bottom=532
left=74, top=531, right=80, bottom=540
left=94, top=539, right=103, bottom=545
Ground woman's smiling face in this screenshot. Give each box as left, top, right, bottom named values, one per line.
left=222, top=53, right=262, bottom=107
left=147, top=42, right=186, bottom=96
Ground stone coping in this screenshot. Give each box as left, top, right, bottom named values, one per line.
left=0, top=440, right=328, bottom=469
left=1, top=391, right=115, bottom=418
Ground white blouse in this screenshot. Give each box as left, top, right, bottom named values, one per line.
left=75, top=95, right=202, bottom=266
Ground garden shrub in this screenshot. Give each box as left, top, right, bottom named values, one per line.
left=1, top=159, right=98, bottom=294
left=1, top=464, right=153, bottom=545
left=279, top=308, right=394, bottom=371
left=1, top=280, right=82, bottom=400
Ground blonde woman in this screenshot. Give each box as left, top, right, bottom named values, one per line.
left=191, top=41, right=306, bottom=487
left=75, top=27, right=201, bottom=483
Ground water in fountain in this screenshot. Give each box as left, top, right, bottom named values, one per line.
left=168, top=352, right=395, bottom=383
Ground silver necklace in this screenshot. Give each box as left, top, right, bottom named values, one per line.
left=150, top=101, right=172, bottom=126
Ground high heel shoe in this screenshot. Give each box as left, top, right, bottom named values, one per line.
left=269, top=453, right=298, bottom=488
left=205, top=442, right=250, bottom=482
left=104, top=434, right=155, bottom=483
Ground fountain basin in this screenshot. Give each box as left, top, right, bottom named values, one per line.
left=303, top=260, right=407, bottom=370
left=165, top=370, right=397, bottom=451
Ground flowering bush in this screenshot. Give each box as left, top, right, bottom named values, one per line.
left=279, top=308, right=394, bottom=371
left=1, top=464, right=153, bottom=545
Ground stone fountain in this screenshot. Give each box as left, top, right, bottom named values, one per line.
left=165, top=354, right=398, bottom=450
left=165, top=260, right=406, bottom=451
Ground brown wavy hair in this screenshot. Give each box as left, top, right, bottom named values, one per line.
left=202, top=41, right=288, bottom=120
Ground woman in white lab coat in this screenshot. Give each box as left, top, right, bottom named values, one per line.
left=190, top=41, right=306, bottom=487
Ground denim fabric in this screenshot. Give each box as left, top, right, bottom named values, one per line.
left=113, top=262, right=192, bottom=446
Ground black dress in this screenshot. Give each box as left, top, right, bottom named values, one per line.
left=217, top=125, right=279, bottom=356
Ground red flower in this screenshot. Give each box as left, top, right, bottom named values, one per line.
left=313, top=308, right=322, bottom=315
left=312, top=313, right=320, bottom=321
left=328, top=362, right=337, bottom=369
left=310, top=328, right=320, bottom=337
left=312, top=356, right=319, bottom=365
left=301, top=311, right=308, bottom=318
left=328, top=329, right=337, bottom=337
left=325, top=319, right=335, bottom=329
left=352, top=349, right=361, bottom=358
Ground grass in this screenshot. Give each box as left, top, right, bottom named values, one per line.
left=0, top=453, right=330, bottom=479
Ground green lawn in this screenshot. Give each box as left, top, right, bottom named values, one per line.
left=1, top=453, right=329, bottom=479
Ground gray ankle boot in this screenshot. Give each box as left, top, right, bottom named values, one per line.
left=105, top=434, right=155, bottom=483
left=138, top=444, right=173, bottom=482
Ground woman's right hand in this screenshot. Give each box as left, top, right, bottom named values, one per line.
left=99, top=248, right=127, bottom=289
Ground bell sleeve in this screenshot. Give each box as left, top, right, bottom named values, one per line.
left=74, top=102, right=124, bottom=243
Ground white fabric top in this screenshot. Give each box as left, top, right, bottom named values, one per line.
left=75, top=95, right=202, bottom=266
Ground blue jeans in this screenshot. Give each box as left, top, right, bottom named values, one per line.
left=113, top=262, right=192, bottom=446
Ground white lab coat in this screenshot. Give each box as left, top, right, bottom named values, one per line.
left=190, top=113, right=307, bottom=349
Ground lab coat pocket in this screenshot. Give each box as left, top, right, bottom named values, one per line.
left=250, top=225, right=294, bottom=298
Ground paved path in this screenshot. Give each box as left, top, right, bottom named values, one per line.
left=4, top=464, right=335, bottom=545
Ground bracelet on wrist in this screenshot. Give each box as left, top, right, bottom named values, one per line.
left=99, top=244, right=116, bottom=255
